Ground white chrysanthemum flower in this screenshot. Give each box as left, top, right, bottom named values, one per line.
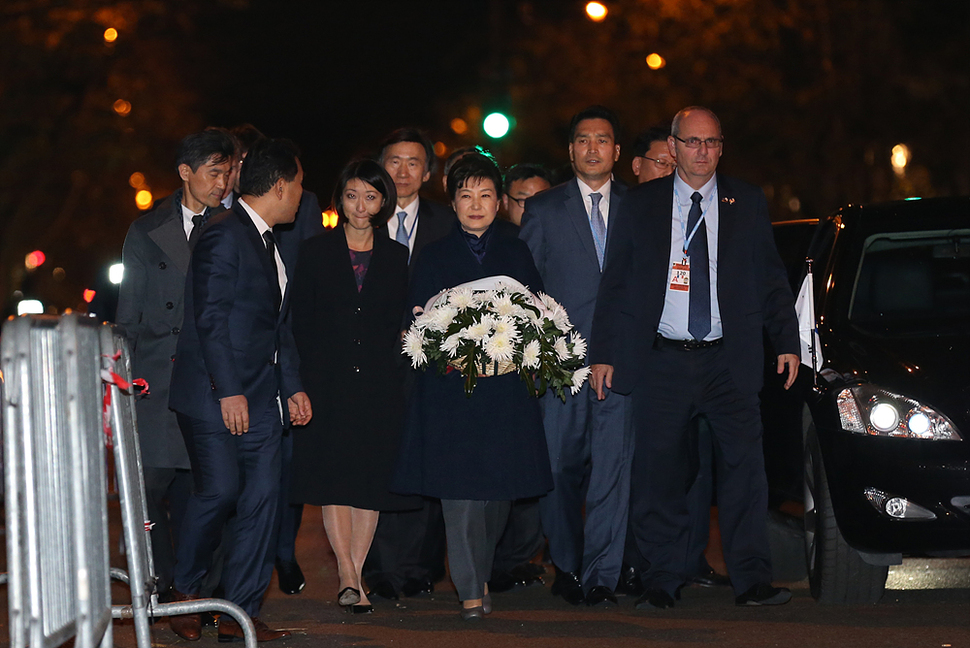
left=568, top=331, right=587, bottom=359
left=570, top=366, right=592, bottom=395
left=473, top=289, right=496, bottom=307
left=521, top=339, right=541, bottom=369
left=492, top=316, right=521, bottom=341
left=550, top=305, right=573, bottom=333
left=553, top=336, right=570, bottom=361
left=426, top=305, right=457, bottom=332
left=484, top=332, right=514, bottom=364
left=537, top=292, right=560, bottom=313
left=460, top=318, right=492, bottom=342
left=449, top=287, right=475, bottom=310
left=491, top=294, right=516, bottom=318
left=440, top=333, right=462, bottom=358
left=402, top=329, right=427, bottom=368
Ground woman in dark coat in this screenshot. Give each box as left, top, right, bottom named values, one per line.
left=392, top=153, right=553, bottom=619
left=290, top=159, right=417, bottom=614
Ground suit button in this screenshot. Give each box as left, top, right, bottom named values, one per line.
left=159, top=262, right=167, bottom=270
left=171, top=327, right=180, bottom=335
left=166, top=302, right=174, bottom=309
left=353, top=366, right=360, bottom=373
left=355, top=307, right=361, bottom=314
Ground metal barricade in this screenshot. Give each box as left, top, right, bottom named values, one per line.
left=2, top=314, right=113, bottom=648
left=100, top=324, right=257, bottom=648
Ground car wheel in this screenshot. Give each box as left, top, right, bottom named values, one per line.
left=804, top=425, right=887, bottom=604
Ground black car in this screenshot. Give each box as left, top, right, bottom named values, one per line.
left=796, top=197, right=970, bottom=604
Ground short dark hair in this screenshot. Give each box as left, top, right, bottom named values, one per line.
left=230, top=124, right=265, bottom=155
left=568, top=105, right=621, bottom=143
left=631, top=124, right=671, bottom=157
left=238, top=137, right=300, bottom=197
left=443, top=146, right=483, bottom=179
left=332, top=159, right=397, bottom=228
left=504, top=163, right=553, bottom=193
left=447, top=152, right=503, bottom=201
left=378, top=128, right=436, bottom=177
left=176, top=129, right=235, bottom=172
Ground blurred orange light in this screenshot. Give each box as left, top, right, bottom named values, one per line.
left=129, top=172, right=146, bottom=188
left=434, top=141, right=447, bottom=158
left=103, top=28, right=118, bottom=43
left=83, top=289, right=96, bottom=303
left=646, top=53, right=666, bottom=69
left=113, top=99, right=132, bottom=116
left=450, top=118, right=468, bottom=135
left=322, top=209, right=339, bottom=229
left=586, top=2, right=608, bottom=21
left=135, top=189, right=153, bottom=210
left=25, top=250, right=46, bottom=270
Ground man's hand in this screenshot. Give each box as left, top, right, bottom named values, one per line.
left=220, top=394, right=249, bottom=435
left=777, top=353, right=800, bottom=390
left=590, top=364, right=614, bottom=401
left=288, top=392, right=312, bottom=426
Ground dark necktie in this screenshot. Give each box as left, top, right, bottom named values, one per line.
left=263, top=231, right=282, bottom=308
left=589, top=192, right=606, bottom=270
left=187, top=208, right=209, bottom=249
left=687, top=191, right=711, bottom=341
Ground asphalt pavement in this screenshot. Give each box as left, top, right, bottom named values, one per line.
left=2, top=502, right=968, bottom=648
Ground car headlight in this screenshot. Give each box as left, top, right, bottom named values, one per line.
left=837, top=384, right=961, bottom=441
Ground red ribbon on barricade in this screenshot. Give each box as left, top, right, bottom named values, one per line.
left=100, top=350, right=150, bottom=448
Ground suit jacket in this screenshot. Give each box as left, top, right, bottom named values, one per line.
left=519, top=177, right=627, bottom=341
left=116, top=189, right=226, bottom=468
left=408, top=198, right=456, bottom=276
left=589, top=173, right=799, bottom=395
left=168, top=202, right=303, bottom=423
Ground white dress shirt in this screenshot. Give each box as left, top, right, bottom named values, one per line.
left=575, top=177, right=612, bottom=228
left=657, top=173, right=723, bottom=341
left=180, top=203, right=206, bottom=240
left=238, top=198, right=287, bottom=307
left=385, top=197, right=421, bottom=257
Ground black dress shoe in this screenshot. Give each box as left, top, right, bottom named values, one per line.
left=509, top=563, right=544, bottom=586
left=401, top=577, right=434, bottom=597
left=616, top=564, right=645, bottom=596
left=551, top=568, right=585, bottom=606
left=275, top=559, right=305, bottom=595
left=634, top=588, right=676, bottom=610
left=735, top=583, right=792, bottom=606
left=368, top=580, right=399, bottom=600
left=585, top=585, right=618, bottom=606
left=687, top=566, right=732, bottom=588
left=488, top=570, right=517, bottom=593
left=349, top=604, right=374, bottom=615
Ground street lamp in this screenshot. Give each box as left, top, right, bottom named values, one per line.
left=586, top=2, right=608, bottom=21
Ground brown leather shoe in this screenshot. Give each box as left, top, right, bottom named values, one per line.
left=168, top=589, right=201, bottom=641
left=218, top=616, right=290, bottom=643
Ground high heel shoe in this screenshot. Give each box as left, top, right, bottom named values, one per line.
left=338, top=587, right=361, bottom=607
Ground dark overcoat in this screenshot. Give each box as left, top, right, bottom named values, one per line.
left=289, top=226, right=418, bottom=510
left=391, top=222, right=553, bottom=501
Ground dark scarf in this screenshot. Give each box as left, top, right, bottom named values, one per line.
left=459, top=221, right=495, bottom=264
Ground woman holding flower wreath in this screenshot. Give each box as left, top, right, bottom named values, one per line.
left=289, top=159, right=420, bottom=614
left=392, top=153, right=554, bottom=620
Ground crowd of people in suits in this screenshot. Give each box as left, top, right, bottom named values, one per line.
left=115, top=104, right=801, bottom=641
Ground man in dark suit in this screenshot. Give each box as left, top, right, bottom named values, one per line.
left=168, top=138, right=312, bottom=642
left=589, top=106, right=800, bottom=609
left=229, top=124, right=326, bottom=596
left=519, top=106, right=633, bottom=607
left=362, top=128, right=454, bottom=601
left=116, top=129, right=235, bottom=601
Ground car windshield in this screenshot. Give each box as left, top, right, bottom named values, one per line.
left=849, top=229, right=970, bottom=335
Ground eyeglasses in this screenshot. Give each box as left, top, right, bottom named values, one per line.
left=673, top=135, right=723, bottom=149
left=641, top=156, right=675, bottom=170
left=508, top=196, right=528, bottom=208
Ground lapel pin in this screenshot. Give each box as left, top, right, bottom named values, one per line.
left=721, top=197, right=735, bottom=204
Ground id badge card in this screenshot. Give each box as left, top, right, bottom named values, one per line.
left=670, top=257, right=690, bottom=292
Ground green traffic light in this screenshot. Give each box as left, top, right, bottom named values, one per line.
left=483, top=112, right=511, bottom=138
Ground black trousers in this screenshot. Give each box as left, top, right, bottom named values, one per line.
left=143, top=467, right=193, bottom=593
left=492, top=497, right=543, bottom=573
left=630, top=343, right=772, bottom=598
left=363, top=498, right=446, bottom=591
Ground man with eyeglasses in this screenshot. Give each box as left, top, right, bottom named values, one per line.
left=503, top=163, right=552, bottom=226
left=589, top=106, right=800, bottom=609
left=630, top=126, right=676, bottom=184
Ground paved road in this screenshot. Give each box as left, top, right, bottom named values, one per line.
left=2, top=503, right=968, bottom=647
